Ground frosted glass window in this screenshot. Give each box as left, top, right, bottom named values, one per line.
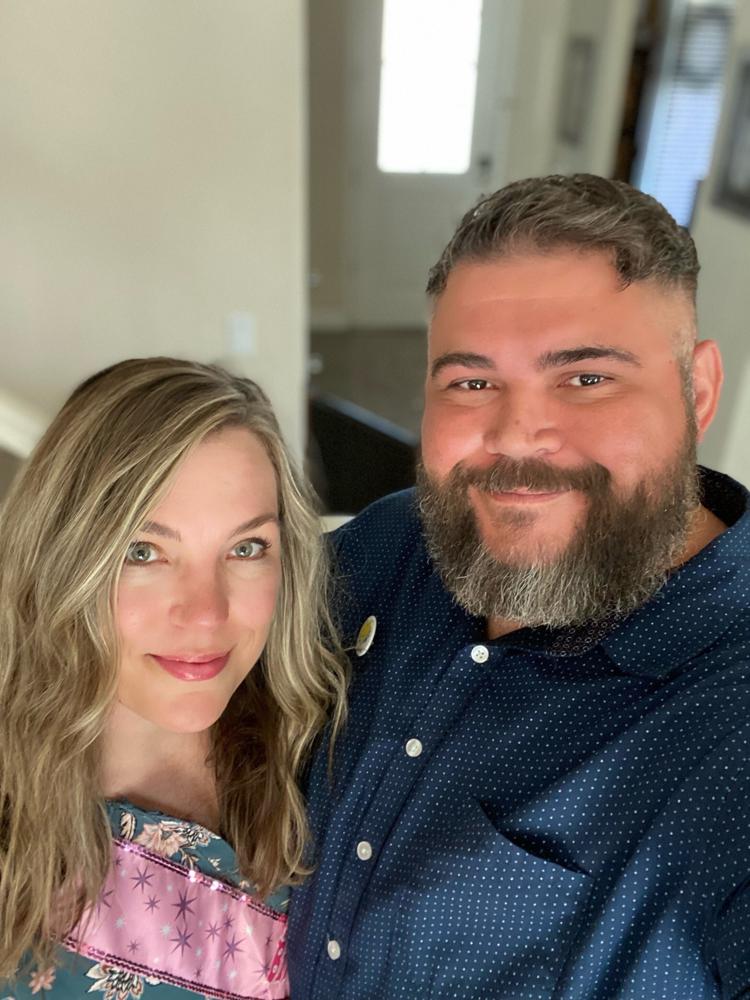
left=377, top=0, right=483, bottom=174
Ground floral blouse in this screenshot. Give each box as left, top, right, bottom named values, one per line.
left=2, top=801, right=289, bottom=1000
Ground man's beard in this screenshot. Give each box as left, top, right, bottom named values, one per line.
left=416, top=434, right=701, bottom=629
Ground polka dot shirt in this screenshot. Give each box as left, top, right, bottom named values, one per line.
left=288, top=468, right=750, bottom=1000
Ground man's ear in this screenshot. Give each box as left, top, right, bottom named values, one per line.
left=692, top=339, right=724, bottom=440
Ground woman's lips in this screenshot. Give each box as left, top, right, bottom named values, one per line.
left=150, top=652, right=230, bottom=682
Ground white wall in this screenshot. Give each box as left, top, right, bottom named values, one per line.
left=693, top=0, right=750, bottom=483
left=502, top=0, right=571, bottom=182
left=547, top=0, right=640, bottom=177
left=0, top=1, right=307, bottom=456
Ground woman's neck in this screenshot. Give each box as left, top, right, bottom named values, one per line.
left=100, top=701, right=220, bottom=833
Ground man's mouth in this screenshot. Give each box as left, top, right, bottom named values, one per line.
left=485, top=487, right=569, bottom=504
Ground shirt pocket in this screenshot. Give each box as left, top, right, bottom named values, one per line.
left=384, top=800, right=593, bottom=1000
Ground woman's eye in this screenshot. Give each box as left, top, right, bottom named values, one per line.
left=568, top=373, right=608, bottom=387
left=230, top=538, right=269, bottom=560
left=125, top=541, right=159, bottom=564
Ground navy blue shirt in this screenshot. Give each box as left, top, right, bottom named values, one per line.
left=288, top=468, right=750, bottom=999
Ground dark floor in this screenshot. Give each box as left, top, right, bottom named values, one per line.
left=309, top=328, right=427, bottom=438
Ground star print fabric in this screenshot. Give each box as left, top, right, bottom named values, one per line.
left=3, top=801, right=289, bottom=1000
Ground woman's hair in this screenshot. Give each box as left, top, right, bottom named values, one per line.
left=0, top=357, right=348, bottom=976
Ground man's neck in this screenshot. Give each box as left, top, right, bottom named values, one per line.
left=679, top=502, right=727, bottom=563
left=487, top=617, right=523, bottom=640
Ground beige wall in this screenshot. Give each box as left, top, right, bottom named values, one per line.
left=693, top=0, right=750, bottom=483
left=308, top=0, right=347, bottom=323
left=0, top=0, right=307, bottom=456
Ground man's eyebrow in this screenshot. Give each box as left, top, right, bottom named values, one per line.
left=536, top=346, right=641, bottom=370
left=140, top=513, right=279, bottom=543
left=430, top=352, right=495, bottom=379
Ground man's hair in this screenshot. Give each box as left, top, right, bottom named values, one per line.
left=426, top=173, right=700, bottom=302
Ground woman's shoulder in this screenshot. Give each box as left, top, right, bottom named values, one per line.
left=107, top=799, right=290, bottom=911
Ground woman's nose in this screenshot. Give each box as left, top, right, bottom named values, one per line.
left=169, top=571, right=230, bottom=629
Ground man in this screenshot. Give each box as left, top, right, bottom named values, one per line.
left=288, top=175, right=750, bottom=999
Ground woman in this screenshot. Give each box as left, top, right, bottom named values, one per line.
left=0, top=358, right=348, bottom=999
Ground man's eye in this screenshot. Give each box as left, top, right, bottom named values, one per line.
left=568, top=373, right=608, bottom=387
left=454, top=378, right=491, bottom=391
left=230, top=538, right=269, bottom=560
left=125, top=541, right=159, bottom=564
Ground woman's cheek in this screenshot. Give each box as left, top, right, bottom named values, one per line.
left=116, top=580, right=162, bottom=641
left=236, top=574, right=280, bottom=630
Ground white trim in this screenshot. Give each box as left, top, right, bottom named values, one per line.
left=720, top=357, right=750, bottom=484
left=0, top=390, right=48, bottom=458
left=322, top=513, right=353, bottom=530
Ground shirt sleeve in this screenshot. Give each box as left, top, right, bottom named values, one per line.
left=708, top=878, right=750, bottom=999
left=702, top=731, right=750, bottom=1000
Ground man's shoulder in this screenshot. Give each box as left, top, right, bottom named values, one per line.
left=331, top=488, right=421, bottom=563
left=328, top=489, right=432, bottom=629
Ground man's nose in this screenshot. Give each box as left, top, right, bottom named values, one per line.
left=169, top=570, right=230, bottom=629
left=483, top=389, right=564, bottom=459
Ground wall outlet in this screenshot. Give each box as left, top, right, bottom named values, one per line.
left=225, top=311, right=257, bottom=357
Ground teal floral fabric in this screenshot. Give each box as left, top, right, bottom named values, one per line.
left=2, top=801, right=289, bottom=999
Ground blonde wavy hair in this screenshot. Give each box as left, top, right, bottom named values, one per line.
left=0, top=357, right=348, bottom=977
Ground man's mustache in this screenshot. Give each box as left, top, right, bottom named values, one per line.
left=451, top=457, right=611, bottom=495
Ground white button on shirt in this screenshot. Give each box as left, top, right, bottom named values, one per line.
left=356, top=840, right=373, bottom=861
left=405, top=738, right=423, bottom=758
left=327, top=939, right=342, bottom=961
left=471, top=644, right=489, bottom=663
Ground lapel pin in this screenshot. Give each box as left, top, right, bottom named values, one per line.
left=355, top=615, right=377, bottom=657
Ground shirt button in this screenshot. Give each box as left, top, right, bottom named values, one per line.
left=356, top=840, right=373, bottom=861
left=405, top=738, right=423, bottom=757
left=327, top=939, right=342, bottom=961
left=471, top=644, right=489, bottom=663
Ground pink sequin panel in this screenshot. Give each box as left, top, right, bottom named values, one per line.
left=64, top=838, right=288, bottom=1000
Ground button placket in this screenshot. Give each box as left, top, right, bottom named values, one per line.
left=320, top=643, right=493, bottom=995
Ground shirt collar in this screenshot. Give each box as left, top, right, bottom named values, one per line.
left=499, top=468, right=750, bottom=678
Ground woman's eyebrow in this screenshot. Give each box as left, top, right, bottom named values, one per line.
left=230, top=514, right=279, bottom=536
left=141, top=520, right=181, bottom=541
left=140, top=513, right=279, bottom=544
left=430, top=351, right=495, bottom=378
